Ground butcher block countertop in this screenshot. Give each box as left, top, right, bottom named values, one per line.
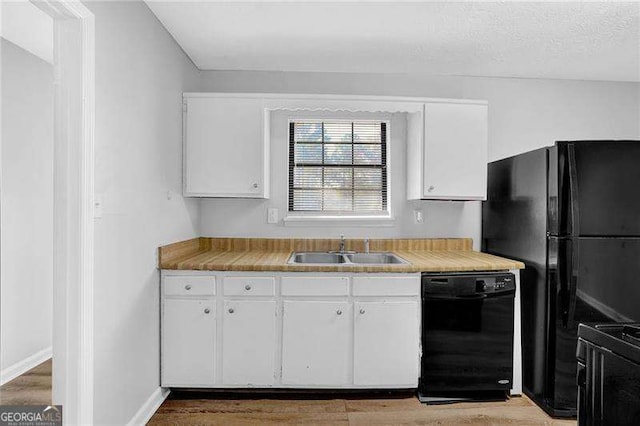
left=159, top=238, right=524, bottom=273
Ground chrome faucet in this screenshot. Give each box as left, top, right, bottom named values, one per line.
left=339, top=234, right=346, bottom=254
left=364, top=238, right=370, bottom=254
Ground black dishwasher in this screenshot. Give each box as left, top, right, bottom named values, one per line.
left=419, top=272, right=515, bottom=403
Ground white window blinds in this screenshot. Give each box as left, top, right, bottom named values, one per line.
left=288, top=120, right=388, bottom=213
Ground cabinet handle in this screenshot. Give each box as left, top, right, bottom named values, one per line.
left=336, top=309, right=342, bottom=315
left=245, top=284, right=252, bottom=291
left=253, top=183, right=259, bottom=189
left=185, top=285, right=192, bottom=290
left=228, top=308, right=234, bottom=314
left=427, top=185, right=435, bottom=192
left=204, top=308, right=210, bottom=314
left=359, top=308, right=366, bottom=314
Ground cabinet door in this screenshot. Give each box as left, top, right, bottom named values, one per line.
left=282, top=301, right=351, bottom=386
left=423, top=102, right=487, bottom=200
left=222, top=300, right=277, bottom=385
left=354, top=301, right=420, bottom=386
left=581, top=344, right=640, bottom=426
left=162, top=299, right=215, bottom=386
left=184, top=96, right=267, bottom=197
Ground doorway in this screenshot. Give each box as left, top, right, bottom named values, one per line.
left=0, top=0, right=94, bottom=423
left=0, top=13, right=54, bottom=403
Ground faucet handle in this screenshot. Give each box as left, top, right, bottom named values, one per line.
left=338, top=234, right=346, bottom=254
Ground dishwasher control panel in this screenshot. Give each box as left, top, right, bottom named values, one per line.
left=476, top=275, right=514, bottom=293
left=422, top=272, right=515, bottom=296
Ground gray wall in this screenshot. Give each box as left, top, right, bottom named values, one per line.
left=84, top=2, right=201, bottom=424
left=0, top=38, right=54, bottom=378
left=197, top=71, right=640, bottom=246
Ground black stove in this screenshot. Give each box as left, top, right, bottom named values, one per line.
left=577, top=323, right=640, bottom=426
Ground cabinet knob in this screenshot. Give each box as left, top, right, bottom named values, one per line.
left=427, top=185, right=435, bottom=192
left=185, top=284, right=192, bottom=290
left=204, top=308, right=210, bottom=314
left=336, top=309, right=342, bottom=315
left=253, top=183, right=259, bottom=189
left=245, top=284, right=252, bottom=291
left=228, top=308, right=234, bottom=314
left=359, top=308, right=366, bottom=314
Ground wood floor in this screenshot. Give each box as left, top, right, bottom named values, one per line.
left=0, top=359, right=52, bottom=406
left=0, top=362, right=578, bottom=425
left=149, top=391, right=578, bottom=426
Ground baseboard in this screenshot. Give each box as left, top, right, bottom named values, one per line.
left=0, top=346, right=52, bottom=386
left=127, top=387, right=170, bottom=426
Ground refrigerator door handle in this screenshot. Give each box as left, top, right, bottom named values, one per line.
left=567, top=143, right=580, bottom=237
left=559, top=239, right=574, bottom=328
left=567, top=241, right=579, bottom=327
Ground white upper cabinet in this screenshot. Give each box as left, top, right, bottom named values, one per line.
left=183, top=93, right=485, bottom=200
left=183, top=94, right=269, bottom=198
left=407, top=101, right=488, bottom=200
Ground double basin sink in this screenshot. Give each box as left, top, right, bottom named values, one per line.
left=288, top=252, right=407, bottom=265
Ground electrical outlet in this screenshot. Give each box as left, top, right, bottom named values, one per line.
left=267, top=208, right=279, bottom=224
left=414, top=210, right=423, bottom=224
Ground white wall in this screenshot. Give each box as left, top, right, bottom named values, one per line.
left=84, top=2, right=201, bottom=424
left=197, top=71, right=640, bottom=246
left=0, top=0, right=53, bottom=64
left=0, top=38, right=54, bottom=377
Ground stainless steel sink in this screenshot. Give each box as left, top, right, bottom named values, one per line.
left=289, top=252, right=347, bottom=264
left=288, top=251, right=407, bottom=265
left=345, top=253, right=407, bottom=264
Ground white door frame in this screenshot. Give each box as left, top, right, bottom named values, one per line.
left=30, top=1, right=95, bottom=424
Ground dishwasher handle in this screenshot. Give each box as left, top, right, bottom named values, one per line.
left=424, top=293, right=488, bottom=301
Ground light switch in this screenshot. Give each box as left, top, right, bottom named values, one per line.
left=414, top=210, right=423, bottom=224
left=267, top=208, right=279, bottom=224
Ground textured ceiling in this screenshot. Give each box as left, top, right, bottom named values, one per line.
left=146, top=1, right=640, bottom=82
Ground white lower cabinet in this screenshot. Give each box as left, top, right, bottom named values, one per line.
left=162, top=298, right=216, bottom=386
left=281, top=301, right=351, bottom=386
left=161, top=273, right=421, bottom=389
left=222, top=300, right=277, bottom=385
left=354, top=301, right=420, bottom=387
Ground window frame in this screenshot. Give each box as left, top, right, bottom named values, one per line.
left=285, top=118, right=392, bottom=222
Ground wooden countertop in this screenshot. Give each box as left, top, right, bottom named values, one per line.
left=159, top=238, right=524, bottom=273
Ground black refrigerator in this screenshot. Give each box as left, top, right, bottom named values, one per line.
left=482, top=140, right=640, bottom=418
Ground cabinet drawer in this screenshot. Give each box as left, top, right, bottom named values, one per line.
left=281, top=276, right=349, bottom=296
left=164, top=276, right=216, bottom=297
left=224, top=277, right=275, bottom=296
left=353, top=276, right=419, bottom=296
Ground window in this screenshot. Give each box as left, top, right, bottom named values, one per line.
left=288, top=120, right=388, bottom=215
